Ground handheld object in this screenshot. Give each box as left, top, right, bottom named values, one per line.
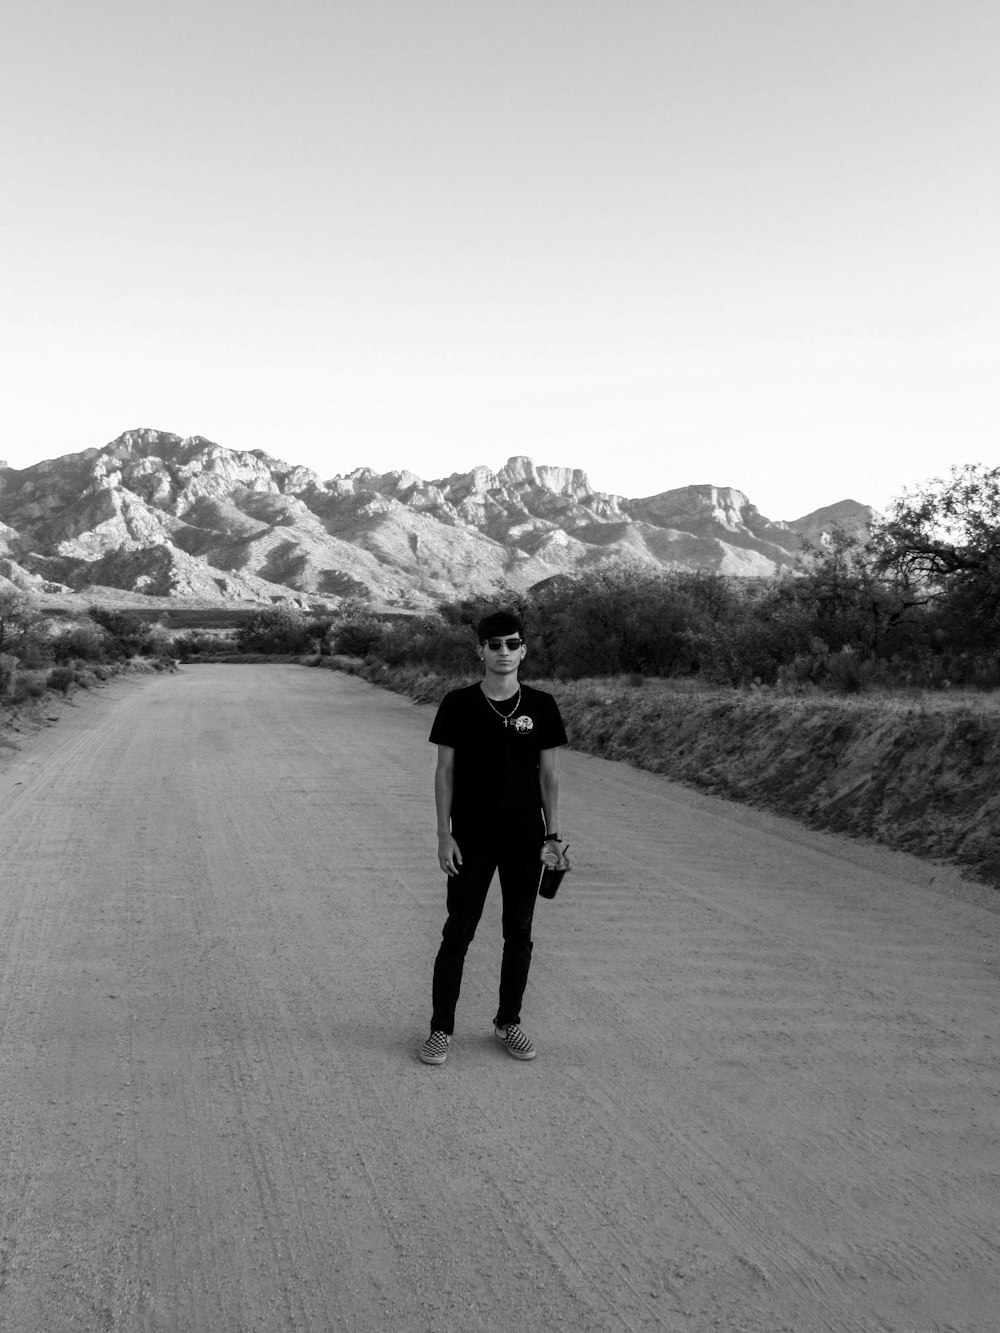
left=538, top=844, right=571, bottom=900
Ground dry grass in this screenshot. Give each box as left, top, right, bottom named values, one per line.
left=551, top=674, right=1000, bottom=718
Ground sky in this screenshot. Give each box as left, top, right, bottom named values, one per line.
left=2, top=0, right=998, bottom=521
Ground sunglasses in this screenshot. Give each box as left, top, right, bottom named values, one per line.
left=483, top=637, right=524, bottom=651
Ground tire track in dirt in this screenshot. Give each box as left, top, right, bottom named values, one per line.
left=1, top=666, right=998, bottom=1332
left=532, top=751, right=1000, bottom=1331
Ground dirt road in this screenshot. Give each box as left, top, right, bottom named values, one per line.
left=0, top=666, right=997, bottom=1332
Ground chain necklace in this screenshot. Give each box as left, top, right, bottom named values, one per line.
left=481, top=684, right=521, bottom=727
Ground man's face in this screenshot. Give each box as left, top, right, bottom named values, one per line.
left=480, top=632, right=526, bottom=672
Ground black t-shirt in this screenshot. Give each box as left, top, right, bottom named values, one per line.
left=429, top=682, right=568, bottom=852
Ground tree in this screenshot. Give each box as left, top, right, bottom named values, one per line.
left=795, top=526, right=906, bottom=656
left=88, top=606, right=153, bottom=658
left=522, top=568, right=704, bottom=679
left=871, top=464, right=1000, bottom=651
left=686, top=578, right=813, bottom=686
left=0, top=589, right=36, bottom=654
left=0, top=590, right=50, bottom=665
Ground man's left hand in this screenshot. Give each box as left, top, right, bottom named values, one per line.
left=540, top=840, right=569, bottom=869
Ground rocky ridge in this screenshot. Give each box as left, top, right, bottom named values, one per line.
left=0, top=429, right=878, bottom=608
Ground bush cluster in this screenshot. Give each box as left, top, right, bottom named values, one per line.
left=0, top=594, right=174, bottom=706
left=234, top=608, right=333, bottom=655
left=171, top=607, right=335, bottom=660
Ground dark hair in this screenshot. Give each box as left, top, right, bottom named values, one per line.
left=477, top=609, right=525, bottom=642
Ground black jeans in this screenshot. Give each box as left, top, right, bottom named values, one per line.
left=430, top=847, right=540, bottom=1035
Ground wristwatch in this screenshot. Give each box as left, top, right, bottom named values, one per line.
left=542, top=833, right=561, bottom=843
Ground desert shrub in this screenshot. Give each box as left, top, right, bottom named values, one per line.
left=88, top=607, right=153, bottom=658
left=2, top=668, right=47, bottom=703
left=172, top=629, right=237, bottom=659
left=50, top=622, right=109, bottom=663
left=19, top=672, right=48, bottom=700
left=827, top=647, right=867, bottom=694
left=387, top=617, right=477, bottom=674
left=778, top=638, right=830, bottom=689
left=307, top=615, right=335, bottom=651
left=331, top=616, right=387, bottom=658
left=972, top=656, right=1000, bottom=689
left=47, top=666, right=78, bottom=693
left=17, top=641, right=55, bottom=669
left=323, top=607, right=480, bottom=675
left=0, top=651, right=18, bottom=699
left=142, top=623, right=174, bottom=657
left=235, top=607, right=318, bottom=654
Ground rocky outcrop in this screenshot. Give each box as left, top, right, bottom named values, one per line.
left=0, top=429, right=879, bottom=608
left=787, top=499, right=880, bottom=549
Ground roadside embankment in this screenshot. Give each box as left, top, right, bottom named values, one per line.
left=323, top=657, right=1000, bottom=890
left=0, top=657, right=176, bottom=759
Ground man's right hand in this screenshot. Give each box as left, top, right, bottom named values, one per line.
left=437, top=834, right=462, bottom=876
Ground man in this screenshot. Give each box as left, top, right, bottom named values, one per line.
left=419, top=609, right=568, bottom=1065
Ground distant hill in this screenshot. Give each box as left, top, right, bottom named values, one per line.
left=0, top=429, right=879, bottom=609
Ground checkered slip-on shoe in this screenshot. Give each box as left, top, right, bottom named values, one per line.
left=493, top=1023, right=537, bottom=1061
left=419, top=1031, right=451, bottom=1065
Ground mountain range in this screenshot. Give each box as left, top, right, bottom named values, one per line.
left=0, top=429, right=877, bottom=609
